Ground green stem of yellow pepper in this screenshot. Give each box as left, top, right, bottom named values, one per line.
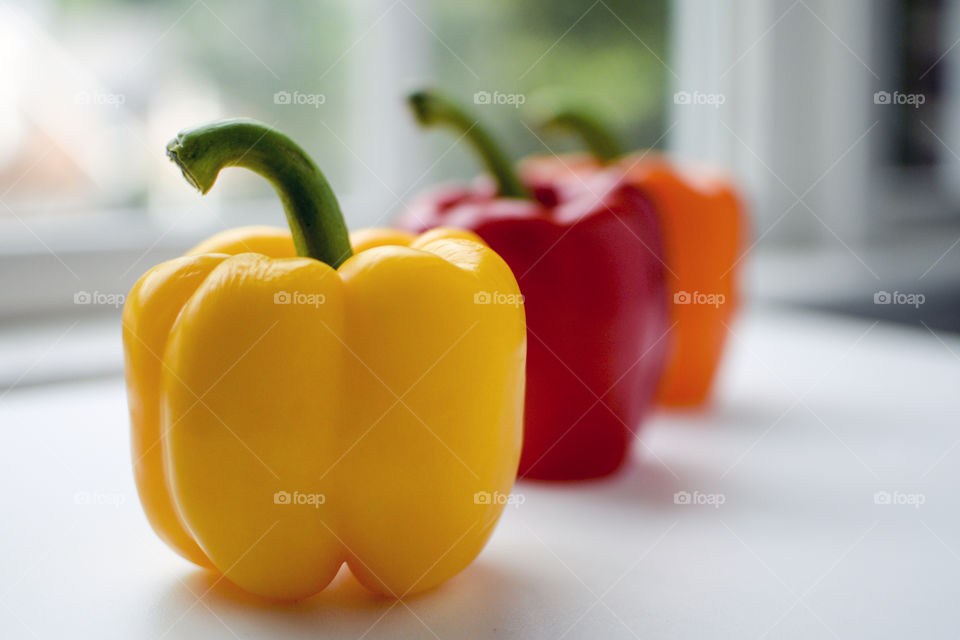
left=407, top=90, right=529, bottom=199
left=166, top=118, right=354, bottom=268
left=539, top=108, right=622, bottom=163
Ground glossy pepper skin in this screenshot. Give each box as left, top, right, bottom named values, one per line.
left=395, top=92, right=669, bottom=480
left=123, top=120, right=526, bottom=600
left=520, top=108, right=745, bottom=407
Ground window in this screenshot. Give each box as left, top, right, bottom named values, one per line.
left=0, top=0, right=670, bottom=321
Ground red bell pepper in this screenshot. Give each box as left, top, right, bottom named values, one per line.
left=396, top=91, right=670, bottom=480
left=520, top=107, right=746, bottom=407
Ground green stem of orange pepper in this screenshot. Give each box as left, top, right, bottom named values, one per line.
left=539, top=108, right=622, bottom=163
left=165, top=118, right=354, bottom=268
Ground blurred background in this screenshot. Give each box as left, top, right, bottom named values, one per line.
left=0, top=0, right=958, bottom=388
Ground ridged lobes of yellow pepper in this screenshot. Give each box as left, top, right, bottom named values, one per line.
left=123, top=226, right=525, bottom=600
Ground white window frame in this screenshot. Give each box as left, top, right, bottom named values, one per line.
left=670, top=0, right=960, bottom=303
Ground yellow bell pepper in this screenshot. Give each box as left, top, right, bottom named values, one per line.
left=122, top=119, right=526, bottom=600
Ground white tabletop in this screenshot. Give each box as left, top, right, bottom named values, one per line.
left=1, top=307, right=958, bottom=639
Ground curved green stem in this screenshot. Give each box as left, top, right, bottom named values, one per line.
left=539, top=109, right=622, bottom=163
left=407, top=90, right=528, bottom=199
left=166, top=118, right=353, bottom=268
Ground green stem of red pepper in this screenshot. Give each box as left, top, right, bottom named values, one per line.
left=539, top=109, right=622, bottom=164
left=165, top=118, right=354, bottom=268
left=407, top=90, right=529, bottom=199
